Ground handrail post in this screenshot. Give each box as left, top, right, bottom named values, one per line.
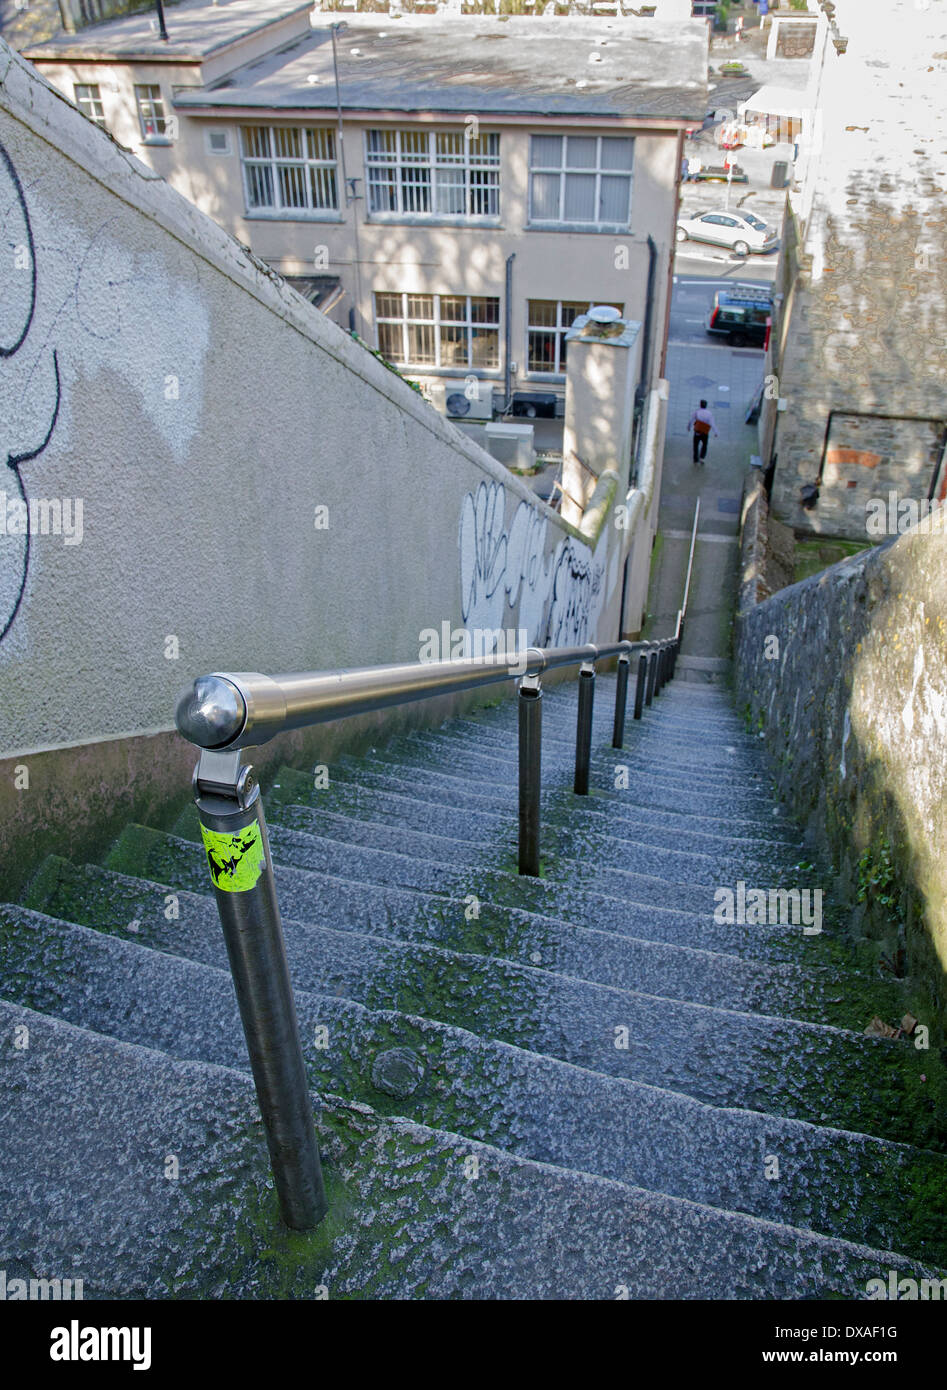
left=192, top=749, right=327, bottom=1231
left=658, top=644, right=669, bottom=694
left=645, top=647, right=658, bottom=707
left=633, top=651, right=648, bottom=719
left=574, top=661, right=596, bottom=795
left=518, top=673, right=543, bottom=876
left=612, top=653, right=630, bottom=749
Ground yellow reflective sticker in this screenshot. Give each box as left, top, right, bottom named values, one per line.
left=200, top=820, right=266, bottom=893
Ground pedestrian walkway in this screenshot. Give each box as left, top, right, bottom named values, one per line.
left=644, top=342, right=763, bottom=672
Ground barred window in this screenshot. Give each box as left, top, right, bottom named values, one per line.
left=529, top=135, right=633, bottom=226
left=366, top=130, right=500, bottom=218
left=239, top=126, right=338, bottom=214
left=375, top=293, right=500, bottom=369
left=527, top=299, right=623, bottom=374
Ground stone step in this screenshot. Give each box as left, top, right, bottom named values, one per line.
left=102, top=824, right=844, bottom=970
left=369, top=741, right=782, bottom=810
left=27, top=856, right=895, bottom=1036
left=262, top=766, right=799, bottom=862
left=448, top=717, right=773, bottom=775
left=339, top=751, right=790, bottom=826
left=3, top=998, right=936, bottom=1299
left=265, top=800, right=792, bottom=895
left=71, top=845, right=945, bottom=1147
left=305, top=760, right=799, bottom=844
left=3, top=913, right=944, bottom=1269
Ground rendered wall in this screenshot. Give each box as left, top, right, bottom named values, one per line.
left=0, top=40, right=634, bottom=891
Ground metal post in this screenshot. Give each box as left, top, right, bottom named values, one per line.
left=633, top=652, right=648, bottom=719
left=612, top=655, right=630, bottom=749
left=574, top=661, right=596, bottom=794
left=645, top=648, right=658, bottom=707
left=193, top=749, right=327, bottom=1231
left=657, top=645, right=668, bottom=694
left=518, top=675, right=542, bottom=876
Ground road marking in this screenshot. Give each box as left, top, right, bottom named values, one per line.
left=663, top=530, right=739, bottom=544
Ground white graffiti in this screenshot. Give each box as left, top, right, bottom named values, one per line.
left=459, top=479, right=604, bottom=649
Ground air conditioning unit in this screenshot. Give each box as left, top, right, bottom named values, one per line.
left=429, top=384, right=494, bottom=421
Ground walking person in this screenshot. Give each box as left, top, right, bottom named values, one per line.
left=688, top=399, right=719, bottom=465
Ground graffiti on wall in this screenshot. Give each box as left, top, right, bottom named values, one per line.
left=0, top=140, right=61, bottom=644
left=459, top=479, right=604, bottom=649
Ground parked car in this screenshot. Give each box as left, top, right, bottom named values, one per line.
left=676, top=209, right=779, bottom=257
left=705, top=287, right=774, bottom=347
left=690, top=163, right=749, bottom=183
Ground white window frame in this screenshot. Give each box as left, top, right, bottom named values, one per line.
left=238, top=126, right=339, bottom=217
left=74, top=83, right=106, bottom=129
left=134, top=84, right=171, bottom=143
left=365, top=130, right=500, bottom=219
left=528, top=134, right=634, bottom=228
left=374, top=292, right=501, bottom=370
left=526, top=299, right=624, bottom=376
left=204, top=127, right=233, bottom=157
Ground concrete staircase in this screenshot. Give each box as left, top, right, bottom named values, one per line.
left=2, top=675, right=945, bottom=1298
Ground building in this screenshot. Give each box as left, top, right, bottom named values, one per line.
left=24, top=6, right=707, bottom=426
left=758, top=0, right=947, bottom=541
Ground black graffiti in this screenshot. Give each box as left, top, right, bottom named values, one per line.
left=1, top=138, right=62, bottom=645
left=543, top=539, right=601, bottom=649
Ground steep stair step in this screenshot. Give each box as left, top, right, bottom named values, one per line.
left=2, top=999, right=936, bottom=1299
left=3, top=914, right=945, bottom=1268
left=264, top=800, right=793, bottom=894
left=296, top=760, right=800, bottom=845
left=36, top=847, right=941, bottom=1149
left=103, top=823, right=855, bottom=969
left=336, top=752, right=794, bottom=827
left=263, top=765, right=802, bottom=861
left=27, top=856, right=898, bottom=1035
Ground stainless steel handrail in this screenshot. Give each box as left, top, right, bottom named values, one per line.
left=175, top=640, right=643, bottom=753
left=173, top=629, right=680, bottom=1234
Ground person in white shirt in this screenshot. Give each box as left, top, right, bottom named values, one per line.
left=687, top=400, right=719, bottom=464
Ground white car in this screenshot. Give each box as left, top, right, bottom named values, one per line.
left=676, top=210, right=779, bottom=257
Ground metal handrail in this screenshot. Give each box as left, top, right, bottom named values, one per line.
left=676, top=496, right=701, bottom=641
left=176, top=640, right=640, bottom=753
left=173, top=629, right=681, bottom=1233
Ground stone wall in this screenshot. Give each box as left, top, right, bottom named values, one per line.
left=736, top=507, right=947, bottom=1031
left=762, top=0, right=947, bottom=541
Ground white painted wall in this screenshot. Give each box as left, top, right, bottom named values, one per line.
left=0, top=40, right=633, bottom=759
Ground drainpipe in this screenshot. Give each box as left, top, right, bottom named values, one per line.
left=498, top=253, right=516, bottom=415
left=632, top=235, right=658, bottom=470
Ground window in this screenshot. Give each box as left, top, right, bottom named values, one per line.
left=205, top=128, right=232, bottom=157
left=529, top=134, right=633, bottom=226
left=375, top=293, right=500, bottom=369
left=526, top=299, right=623, bottom=374
left=74, top=84, right=106, bottom=129
left=134, top=84, right=170, bottom=141
left=239, top=126, right=338, bottom=214
left=365, top=130, right=500, bottom=218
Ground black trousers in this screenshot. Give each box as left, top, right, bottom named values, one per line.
left=693, top=429, right=710, bottom=462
